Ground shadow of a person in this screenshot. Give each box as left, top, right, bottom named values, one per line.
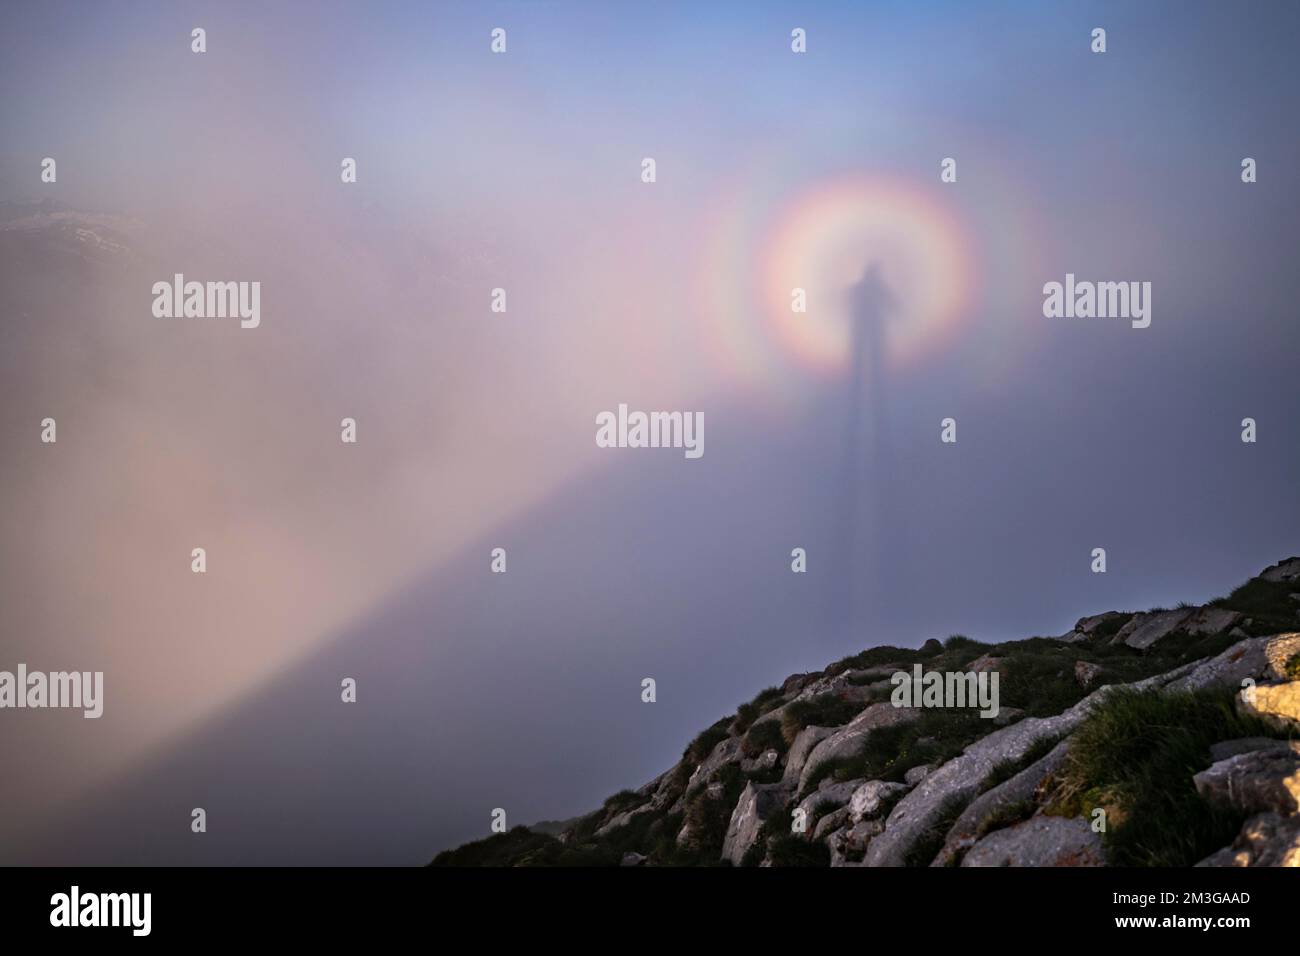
left=838, top=263, right=902, bottom=639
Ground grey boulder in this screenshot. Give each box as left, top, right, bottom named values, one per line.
left=961, top=816, right=1105, bottom=867
left=1192, top=743, right=1300, bottom=817
left=1197, top=813, right=1300, bottom=867
left=721, top=781, right=790, bottom=866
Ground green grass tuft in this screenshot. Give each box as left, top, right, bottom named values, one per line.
left=981, top=732, right=1063, bottom=794
left=741, top=717, right=788, bottom=759
left=1210, top=576, right=1298, bottom=633
left=768, top=832, right=831, bottom=866
left=733, top=686, right=785, bottom=733
left=804, top=707, right=988, bottom=793
left=826, top=645, right=922, bottom=675
left=780, top=693, right=864, bottom=742
left=602, top=789, right=646, bottom=814
left=1053, top=687, right=1281, bottom=866
left=1284, top=651, right=1300, bottom=681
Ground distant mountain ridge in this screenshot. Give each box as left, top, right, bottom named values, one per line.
left=0, top=198, right=138, bottom=265
left=432, top=557, right=1300, bottom=867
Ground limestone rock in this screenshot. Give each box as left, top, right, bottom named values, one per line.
left=675, top=819, right=694, bottom=847
left=828, top=818, right=884, bottom=866
left=1172, top=644, right=1265, bottom=691
left=1190, top=634, right=1297, bottom=687
left=863, top=714, right=1073, bottom=867
left=721, top=781, right=790, bottom=866
left=637, top=771, right=667, bottom=797
left=595, top=802, right=654, bottom=837
left=795, top=777, right=862, bottom=821
left=687, top=736, right=743, bottom=792
left=826, top=829, right=850, bottom=867
left=798, top=702, right=921, bottom=793
left=1196, top=813, right=1300, bottom=867
left=789, top=671, right=860, bottom=704
left=1263, top=634, right=1300, bottom=676
left=782, top=725, right=834, bottom=786
left=741, top=748, right=780, bottom=774
left=1060, top=611, right=1130, bottom=642
left=1210, top=737, right=1294, bottom=762
left=960, top=816, right=1105, bottom=867
left=781, top=672, right=816, bottom=695
left=862, top=664, right=1185, bottom=868
left=848, top=780, right=910, bottom=823
left=1074, top=660, right=1103, bottom=688
left=1192, top=743, right=1300, bottom=816
left=646, top=768, right=680, bottom=811
left=813, top=806, right=850, bottom=842
left=932, top=738, right=1071, bottom=867
left=904, top=764, right=935, bottom=786
left=751, top=673, right=878, bottom=733
left=1112, top=609, right=1192, bottom=650
left=1077, top=611, right=1128, bottom=637
left=1240, top=680, right=1300, bottom=732
left=1261, top=557, right=1300, bottom=584
left=1164, top=634, right=1300, bottom=694
left=620, top=852, right=646, bottom=867
left=1181, top=606, right=1244, bottom=637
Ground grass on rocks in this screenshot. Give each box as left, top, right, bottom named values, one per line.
left=1285, top=650, right=1300, bottom=680
left=767, top=832, right=831, bottom=866
left=904, top=794, right=969, bottom=867
left=804, top=707, right=990, bottom=793
left=741, top=717, right=788, bottom=758
left=1210, top=576, right=1299, bottom=634
left=733, top=686, right=785, bottom=733
left=432, top=570, right=1298, bottom=867
left=1047, top=687, right=1282, bottom=866
left=980, top=732, right=1064, bottom=794
left=780, top=693, right=866, bottom=743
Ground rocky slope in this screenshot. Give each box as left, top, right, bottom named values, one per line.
left=431, top=558, right=1300, bottom=867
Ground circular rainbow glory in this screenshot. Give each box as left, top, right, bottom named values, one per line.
left=704, top=172, right=979, bottom=392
